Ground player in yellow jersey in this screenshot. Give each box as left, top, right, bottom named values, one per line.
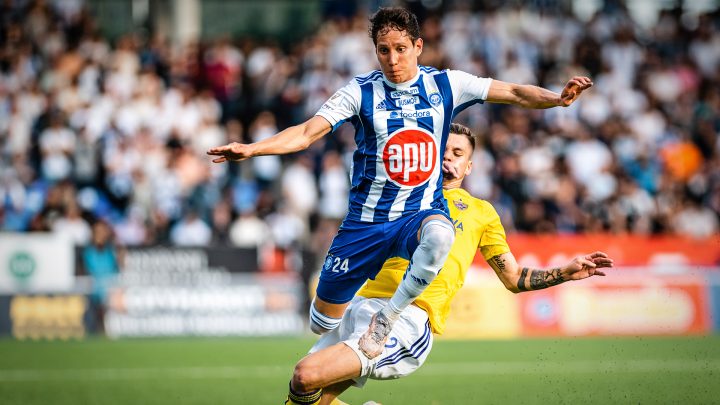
left=285, top=124, right=614, bottom=405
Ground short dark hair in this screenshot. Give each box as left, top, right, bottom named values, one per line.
left=449, top=123, right=476, bottom=151
left=368, top=7, right=420, bottom=45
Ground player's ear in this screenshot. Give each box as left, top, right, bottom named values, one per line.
left=415, top=37, right=423, bottom=56
left=464, top=160, right=473, bottom=176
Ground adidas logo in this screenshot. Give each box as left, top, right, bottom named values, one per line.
left=375, top=100, right=387, bottom=110
left=410, top=274, right=429, bottom=286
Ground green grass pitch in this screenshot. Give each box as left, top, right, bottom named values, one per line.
left=1, top=336, right=719, bottom=404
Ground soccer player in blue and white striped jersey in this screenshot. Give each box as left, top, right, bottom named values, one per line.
left=208, top=8, right=592, bottom=404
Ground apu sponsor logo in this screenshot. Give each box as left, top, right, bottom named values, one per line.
left=389, top=110, right=431, bottom=119
left=382, top=128, right=437, bottom=187
left=395, top=96, right=420, bottom=107
left=390, top=88, right=419, bottom=98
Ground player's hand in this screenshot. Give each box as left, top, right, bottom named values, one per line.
left=563, top=251, right=613, bottom=280
left=559, top=76, right=593, bottom=107
left=207, top=142, right=254, bottom=163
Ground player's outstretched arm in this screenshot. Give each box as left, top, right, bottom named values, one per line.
left=487, top=251, right=613, bottom=293
left=207, top=115, right=332, bottom=163
left=485, top=76, right=593, bottom=109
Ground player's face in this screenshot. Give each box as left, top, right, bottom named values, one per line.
left=442, top=133, right=473, bottom=183
left=375, top=29, right=423, bottom=84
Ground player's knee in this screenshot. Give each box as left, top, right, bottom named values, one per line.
left=309, top=302, right=341, bottom=335
left=292, top=360, right=320, bottom=393
left=419, top=220, right=455, bottom=267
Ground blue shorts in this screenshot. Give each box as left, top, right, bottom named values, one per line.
left=316, top=209, right=450, bottom=304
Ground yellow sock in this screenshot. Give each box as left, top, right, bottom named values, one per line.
left=285, top=382, right=322, bottom=405
left=329, top=398, right=349, bottom=405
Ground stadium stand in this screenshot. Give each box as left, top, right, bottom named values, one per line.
left=0, top=0, right=718, bottom=264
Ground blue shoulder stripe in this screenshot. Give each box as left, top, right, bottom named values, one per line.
left=419, top=65, right=439, bottom=74
left=356, top=70, right=382, bottom=85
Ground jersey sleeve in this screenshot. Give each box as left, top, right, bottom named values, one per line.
left=478, top=202, right=511, bottom=261
left=315, top=79, right=361, bottom=130
left=446, top=70, right=493, bottom=109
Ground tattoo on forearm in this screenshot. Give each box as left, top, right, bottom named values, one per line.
left=517, top=267, right=529, bottom=291
left=491, top=256, right=506, bottom=273
left=529, top=267, right=565, bottom=290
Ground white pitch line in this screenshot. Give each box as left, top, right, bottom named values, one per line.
left=0, top=360, right=718, bottom=382
left=418, top=359, right=720, bottom=375
left=0, top=366, right=290, bottom=382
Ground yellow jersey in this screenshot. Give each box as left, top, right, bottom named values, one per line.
left=357, top=188, right=510, bottom=335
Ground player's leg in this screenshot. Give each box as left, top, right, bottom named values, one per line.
left=390, top=213, right=455, bottom=311
left=286, top=322, right=362, bottom=404
left=334, top=298, right=432, bottom=403
left=309, top=297, right=348, bottom=335
left=289, top=297, right=431, bottom=404
left=286, top=344, right=360, bottom=404
left=291, top=343, right=361, bottom=393
left=319, top=380, right=354, bottom=405
left=312, top=221, right=390, bottom=334
left=359, top=213, right=454, bottom=358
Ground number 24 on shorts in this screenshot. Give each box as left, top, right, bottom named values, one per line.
left=325, top=256, right=350, bottom=273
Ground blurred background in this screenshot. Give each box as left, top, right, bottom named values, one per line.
left=0, top=0, right=719, bottom=343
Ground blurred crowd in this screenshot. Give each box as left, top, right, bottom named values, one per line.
left=1, top=1, right=719, bottom=265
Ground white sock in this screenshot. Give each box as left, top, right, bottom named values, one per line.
left=308, top=299, right=342, bottom=334
left=381, top=219, right=455, bottom=322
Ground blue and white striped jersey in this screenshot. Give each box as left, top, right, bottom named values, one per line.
left=316, top=66, right=492, bottom=223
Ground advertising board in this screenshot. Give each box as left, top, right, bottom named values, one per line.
left=518, top=276, right=711, bottom=336
left=498, top=235, right=720, bottom=269
left=0, top=233, right=74, bottom=293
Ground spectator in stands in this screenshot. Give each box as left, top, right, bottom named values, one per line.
left=82, top=220, right=121, bottom=332
left=52, top=200, right=91, bottom=245
left=170, top=207, right=212, bottom=246
left=229, top=208, right=271, bottom=249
